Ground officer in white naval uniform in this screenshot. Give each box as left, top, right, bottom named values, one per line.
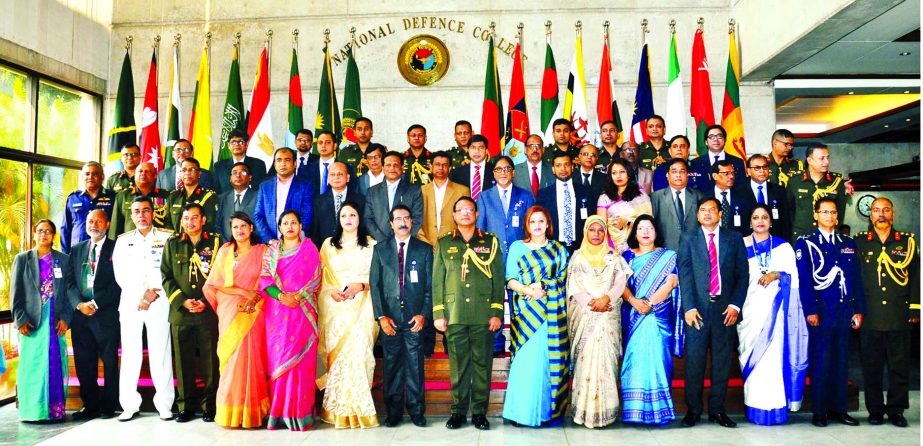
left=112, top=197, right=176, bottom=421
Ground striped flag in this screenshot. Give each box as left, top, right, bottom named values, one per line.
left=503, top=42, right=529, bottom=164
left=285, top=47, right=303, bottom=149
left=665, top=32, right=687, bottom=141
left=139, top=49, right=162, bottom=171
left=630, top=36, right=654, bottom=143
left=540, top=38, right=560, bottom=141
left=721, top=28, right=747, bottom=162
left=188, top=47, right=212, bottom=168
left=163, top=45, right=183, bottom=169
left=106, top=50, right=135, bottom=175
left=563, top=29, right=590, bottom=147
left=594, top=33, right=623, bottom=147
left=247, top=47, right=274, bottom=164
left=217, top=44, right=245, bottom=161
left=480, top=34, right=504, bottom=158
left=690, top=28, right=716, bottom=156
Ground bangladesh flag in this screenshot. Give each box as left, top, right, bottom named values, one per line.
left=107, top=50, right=136, bottom=174
left=218, top=45, right=246, bottom=161
left=480, top=34, right=504, bottom=158
left=540, top=40, right=559, bottom=137
left=286, top=47, right=303, bottom=149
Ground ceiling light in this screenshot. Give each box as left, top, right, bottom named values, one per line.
left=899, top=51, right=912, bottom=56
left=884, top=124, right=890, bottom=128
left=848, top=91, right=855, bottom=95
left=906, top=118, right=912, bottom=122
left=904, top=90, right=911, bottom=93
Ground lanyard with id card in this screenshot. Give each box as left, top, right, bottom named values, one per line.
left=409, top=260, right=419, bottom=283
left=53, top=258, right=63, bottom=279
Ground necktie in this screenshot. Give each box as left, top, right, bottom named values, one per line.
left=582, top=173, right=590, bottom=187
left=175, top=171, right=183, bottom=189
left=502, top=189, right=510, bottom=217
left=234, top=193, right=242, bottom=212
left=713, top=155, right=719, bottom=166
left=321, top=162, right=330, bottom=194
left=757, top=184, right=765, bottom=204
left=89, top=243, right=97, bottom=274
left=397, top=241, right=406, bottom=304
left=720, top=191, right=730, bottom=228
left=471, top=165, right=482, bottom=201
left=674, top=190, right=685, bottom=225
left=531, top=166, right=539, bottom=196
left=334, top=193, right=343, bottom=217
left=563, top=184, right=574, bottom=244
left=708, top=233, right=720, bottom=295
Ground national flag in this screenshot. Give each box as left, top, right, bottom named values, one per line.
left=593, top=35, right=623, bottom=147
left=188, top=47, right=213, bottom=168
left=217, top=44, right=246, bottom=161
left=106, top=50, right=136, bottom=175
left=721, top=28, right=747, bottom=162
left=503, top=43, right=529, bottom=164
left=690, top=28, right=716, bottom=156
left=163, top=45, right=183, bottom=169
left=563, top=30, right=590, bottom=146
left=139, top=49, right=162, bottom=171
left=315, top=41, right=341, bottom=153
left=285, top=47, right=303, bottom=149
left=630, top=36, right=654, bottom=143
left=665, top=32, right=687, bottom=141
left=540, top=38, right=560, bottom=140
left=247, top=47, right=274, bottom=164
left=341, top=45, right=362, bottom=148
left=480, top=34, right=504, bottom=158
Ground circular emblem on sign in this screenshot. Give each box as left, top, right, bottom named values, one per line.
left=398, top=34, right=450, bottom=86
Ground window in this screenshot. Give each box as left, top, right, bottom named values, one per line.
left=37, top=80, right=99, bottom=161
left=0, top=65, right=30, bottom=151
left=0, top=159, right=27, bottom=314
left=32, top=165, right=80, bottom=248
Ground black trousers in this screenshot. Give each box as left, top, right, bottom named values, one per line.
left=684, top=302, right=733, bottom=416
left=422, top=318, right=436, bottom=356
left=809, top=326, right=850, bottom=415
left=171, top=323, right=219, bottom=413
left=382, top=328, right=425, bottom=417
left=861, top=329, right=911, bottom=416
left=71, top=314, right=120, bottom=413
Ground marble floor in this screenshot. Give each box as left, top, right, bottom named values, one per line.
left=0, top=392, right=916, bottom=446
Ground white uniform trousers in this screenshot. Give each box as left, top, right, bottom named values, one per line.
left=119, top=305, right=175, bottom=417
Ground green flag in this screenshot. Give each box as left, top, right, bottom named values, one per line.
left=539, top=40, right=559, bottom=135
left=285, top=47, right=303, bottom=148
left=314, top=42, right=341, bottom=154
left=218, top=45, right=246, bottom=161
left=163, top=46, right=183, bottom=169
left=480, top=35, right=504, bottom=158
left=340, top=46, right=362, bottom=146
left=107, top=50, right=136, bottom=173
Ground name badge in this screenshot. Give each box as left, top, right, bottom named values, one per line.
left=511, top=215, right=520, bottom=227
left=733, top=214, right=741, bottom=227
left=86, top=275, right=95, bottom=289
left=410, top=270, right=419, bottom=283
left=200, top=255, right=210, bottom=275
left=53, top=267, right=63, bottom=279
left=580, top=207, right=588, bottom=220
left=772, top=208, right=779, bottom=219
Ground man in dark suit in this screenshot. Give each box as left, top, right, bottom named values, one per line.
left=651, top=158, right=705, bottom=252
left=572, top=144, right=606, bottom=193
left=216, top=162, right=258, bottom=241
left=301, top=131, right=354, bottom=192
left=69, top=209, right=121, bottom=420
left=733, top=154, right=792, bottom=241
left=211, top=130, right=268, bottom=195
left=310, top=162, right=365, bottom=246
left=357, top=143, right=387, bottom=196
left=514, top=134, right=554, bottom=197
left=156, top=139, right=215, bottom=190
left=449, top=134, right=494, bottom=200
left=678, top=197, right=749, bottom=428
left=364, top=151, right=423, bottom=242
left=537, top=151, right=600, bottom=254
left=653, top=135, right=710, bottom=192
left=689, top=125, right=747, bottom=189
left=253, top=147, right=314, bottom=242
left=370, top=205, right=433, bottom=428
left=711, top=160, right=752, bottom=234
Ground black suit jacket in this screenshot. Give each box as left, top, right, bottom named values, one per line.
left=678, top=227, right=749, bottom=314
left=690, top=153, right=747, bottom=188
left=69, top=238, right=121, bottom=327
left=363, top=179, right=424, bottom=242
left=370, top=237, right=434, bottom=327
left=732, top=181, right=793, bottom=241
left=536, top=180, right=600, bottom=250
left=713, top=187, right=752, bottom=235
left=216, top=187, right=259, bottom=242
left=310, top=189, right=366, bottom=247
left=571, top=169, right=606, bottom=194
left=450, top=162, right=496, bottom=192
left=302, top=158, right=356, bottom=193
left=212, top=156, right=268, bottom=195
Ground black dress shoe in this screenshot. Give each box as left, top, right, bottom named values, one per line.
left=410, top=414, right=427, bottom=427
left=384, top=415, right=401, bottom=427
left=889, top=413, right=908, bottom=428
left=828, top=412, right=859, bottom=426
left=72, top=408, right=99, bottom=421
left=812, top=414, right=828, bottom=427
left=446, top=413, right=466, bottom=429
left=202, top=411, right=215, bottom=422
left=175, top=411, right=196, bottom=423
left=868, top=413, right=884, bottom=425
left=681, top=413, right=700, bottom=427
left=708, top=413, right=737, bottom=428
left=472, top=414, right=490, bottom=430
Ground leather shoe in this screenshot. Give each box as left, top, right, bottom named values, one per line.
left=472, top=414, right=490, bottom=430
left=384, top=415, right=401, bottom=427
left=868, top=413, right=884, bottom=425
left=117, top=411, right=138, bottom=422
left=889, top=413, right=908, bottom=428
left=175, top=411, right=196, bottom=423
left=681, top=413, right=700, bottom=427
left=828, top=412, right=859, bottom=426
left=202, top=411, right=215, bottom=423
left=811, top=414, right=828, bottom=427
left=99, top=411, right=116, bottom=420
left=446, top=413, right=466, bottom=429
left=410, top=414, right=427, bottom=427
left=72, top=408, right=99, bottom=421
left=708, top=412, right=737, bottom=428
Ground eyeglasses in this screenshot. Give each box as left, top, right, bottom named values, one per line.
left=579, top=152, right=598, bottom=157
left=296, top=138, right=312, bottom=143
left=715, top=170, right=736, bottom=176
left=174, top=147, right=193, bottom=154
left=35, top=229, right=54, bottom=235
left=749, top=165, right=769, bottom=171
left=621, top=148, right=638, bottom=154
left=229, top=140, right=246, bottom=146
left=773, top=139, right=794, bottom=148
left=816, top=210, right=838, bottom=216
left=180, top=168, right=199, bottom=173
left=366, top=154, right=382, bottom=160
left=230, top=171, right=250, bottom=177
left=454, top=208, right=475, bottom=214
left=493, top=167, right=514, bottom=173
left=122, top=152, right=140, bottom=158
left=526, top=144, right=543, bottom=149
left=706, top=134, right=725, bottom=141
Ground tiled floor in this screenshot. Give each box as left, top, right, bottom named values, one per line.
left=0, top=392, right=916, bottom=446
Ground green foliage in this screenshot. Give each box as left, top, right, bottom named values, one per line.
left=0, top=68, right=28, bottom=151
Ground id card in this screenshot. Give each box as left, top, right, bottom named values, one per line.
left=53, top=267, right=63, bottom=279
left=733, top=215, right=741, bottom=227
left=772, top=208, right=779, bottom=219
left=511, top=215, right=520, bottom=227
left=86, top=274, right=95, bottom=289
left=580, top=207, right=588, bottom=220
left=410, top=270, right=419, bottom=283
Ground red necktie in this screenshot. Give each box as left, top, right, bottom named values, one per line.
left=471, top=165, right=482, bottom=201
left=531, top=166, right=539, bottom=196
left=708, top=233, right=720, bottom=295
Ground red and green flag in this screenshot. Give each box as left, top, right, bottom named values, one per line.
left=690, top=28, right=716, bottom=156
left=285, top=46, right=303, bottom=148
left=340, top=45, right=362, bottom=147
left=480, top=34, right=504, bottom=158
left=721, top=28, right=747, bottom=162
left=540, top=38, right=561, bottom=140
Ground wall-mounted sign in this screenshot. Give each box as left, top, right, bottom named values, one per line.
left=397, top=34, right=450, bottom=86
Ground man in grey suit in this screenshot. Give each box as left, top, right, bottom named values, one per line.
left=370, top=205, right=433, bottom=428
left=514, top=134, right=554, bottom=197
left=651, top=158, right=704, bottom=252
left=215, top=162, right=258, bottom=241
left=357, top=143, right=387, bottom=196
left=156, top=139, right=214, bottom=190
left=364, top=151, right=423, bottom=241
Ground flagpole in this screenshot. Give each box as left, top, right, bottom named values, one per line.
left=126, top=35, right=132, bottom=57
left=174, top=33, right=181, bottom=109
left=292, top=28, right=299, bottom=52
left=670, top=19, right=676, bottom=35
left=205, top=31, right=211, bottom=76
left=545, top=20, right=552, bottom=45
left=698, top=17, right=705, bottom=30
left=266, top=29, right=273, bottom=91
left=729, top=18, right=736, bottom=34
left=641, top=18, right=648, bottom=44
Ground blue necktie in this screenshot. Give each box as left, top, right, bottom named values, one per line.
left=321, top=162, right=329, bottom=194
left=757, top=184, right=765, bottom=204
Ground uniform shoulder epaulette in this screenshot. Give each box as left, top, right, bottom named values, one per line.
left=438, top=230, right=454, bottom=240
left=796, top=233, right=812, bottom=241
left=116, top=232, right=131, bottom=239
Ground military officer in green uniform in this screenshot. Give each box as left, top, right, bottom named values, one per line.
left=448, top=120, right=473, bottom=168
left=404, top=124, right=434, bottom=185
left=433, top=196, right=505, bottom=431
left=338, top=117, right=375, bottom=177
left=596, top=120, right=621, bottom=173
left=165, top=157, right=218, bottom=233
left=638, top=114, right=670, bottom=171
left=855, top=197, right=919, bottom=428
left=161, top=202, right=222, bottom=423
left=106, top=144, right=142, bottom=194
left=109, top=162, right=170, bottom=238
left=766, top=129, right=804, bottom=187
left=787, top=144, right=847, bottom=239
left=542, top=118, right=579, bottom=166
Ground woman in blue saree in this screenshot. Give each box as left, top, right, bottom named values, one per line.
left=620, top=215, right=683, bottom=425
left=502, top=206, right=570, bottom=427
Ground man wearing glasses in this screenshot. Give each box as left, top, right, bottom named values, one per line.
left=212, top=129, right=267, bottom=195
left=787, top=144, right=847, bottom=239
left=572, top=144, right=605, bottom=193
left=766, top=129, right=804, bottom=187
left=106, top=144, right=142, bottom=193
left=618, top=141, right=654, bottom=195
left=156, top=139, right=215, bottom=191
left=710, top=160, right=750, bottom=233
left=215, top=162, right=257, bottom=242
left=357, top=143, right=387, bottom=196
left=514, top=134, right=554, bottom=197
left=109, top=162, right=171, bottom=238
left=689, top=124, right=746, bottom=188
left=165, top=158, right=219, bottom=233
left=733, top=154, right=792, bottom=241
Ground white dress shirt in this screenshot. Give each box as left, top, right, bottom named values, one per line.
left=433, top=180, right=448, bottom=231
left=469, top=160, right=487, bottom=190
left=276, top=175, right=293, bottom=224
left=367, top=171, right=385, bottom=189
left=386, top=178, right=401, bottom=210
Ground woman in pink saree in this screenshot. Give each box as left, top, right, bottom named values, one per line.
left=204, top=212, right=270, bottom=428
left=259, top=210, right=323, bottom=431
